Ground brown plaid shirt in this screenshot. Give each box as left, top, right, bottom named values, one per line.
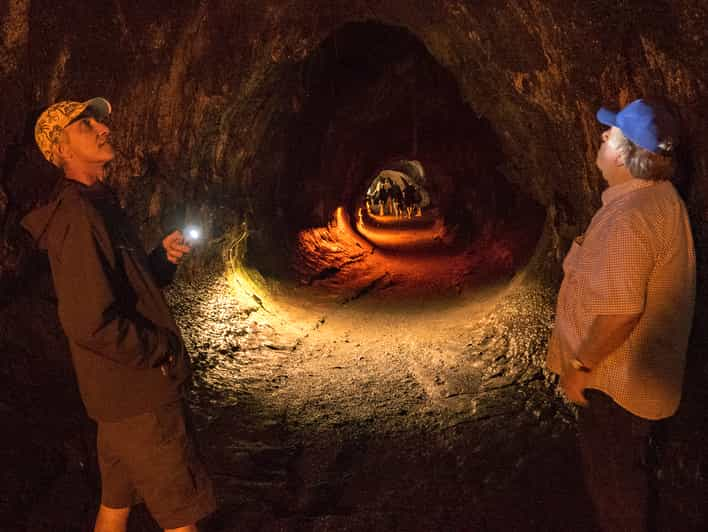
left=547, top=178, right=696, bottom=419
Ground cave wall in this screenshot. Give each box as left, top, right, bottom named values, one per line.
left=2, top=0, right=707, bottom=280
left=2, top=0, right=708, bottom=528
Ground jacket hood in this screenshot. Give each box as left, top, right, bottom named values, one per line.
left=20, top=179, right=79, bottom=250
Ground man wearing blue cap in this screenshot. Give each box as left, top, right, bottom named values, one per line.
left=22, top=98, right=216, bottom=531
left=547, top=98, right=695, bottom=531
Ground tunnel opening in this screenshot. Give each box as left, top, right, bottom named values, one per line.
left=240, top=21, right=544, bottom=301
left=363, top=162, right=429, bottom=221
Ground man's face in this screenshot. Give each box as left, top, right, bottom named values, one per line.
left=62, top=115, right=115, bottom=166
left=595, top=126, right=622, bottom=185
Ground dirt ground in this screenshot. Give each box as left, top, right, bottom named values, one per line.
left=10, top=214, right=599, bottom=531
left=154, top=211, right=598, bottom=532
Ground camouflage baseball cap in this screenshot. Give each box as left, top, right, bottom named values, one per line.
left=34, top=97, right=112, bottom=166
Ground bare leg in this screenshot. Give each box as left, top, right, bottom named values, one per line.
left=94, top=505, right=130, bottom=532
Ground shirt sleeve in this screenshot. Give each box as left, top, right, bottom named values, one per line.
left=585, top=215, right=654, bottom=315
left=49, top=201, right=175, bottom=369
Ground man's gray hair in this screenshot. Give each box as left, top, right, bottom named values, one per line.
left=53, top=129, right=71, bottom=170
left=609, top=128, right=675, bottom=181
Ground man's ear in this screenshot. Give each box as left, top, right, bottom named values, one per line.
left=54, top=138, right=72, bottom=162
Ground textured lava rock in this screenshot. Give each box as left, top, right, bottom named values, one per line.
left=2, top=2, right=708, bottom=530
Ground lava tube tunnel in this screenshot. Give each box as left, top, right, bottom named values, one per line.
left=2, top=3, right=708, bottom=532
left=242, top=22, right=544, bottom=304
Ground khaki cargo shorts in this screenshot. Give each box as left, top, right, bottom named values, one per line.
left=97, top=400, right=217, bottom=529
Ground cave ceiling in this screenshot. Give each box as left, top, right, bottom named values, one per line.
left=2, top=1, right=707, bottom=286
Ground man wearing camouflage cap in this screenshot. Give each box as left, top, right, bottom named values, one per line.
left=22, top=98, right=216, bottom=532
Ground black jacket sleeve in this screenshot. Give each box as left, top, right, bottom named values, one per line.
left=148, top=244, right=177, bottom=288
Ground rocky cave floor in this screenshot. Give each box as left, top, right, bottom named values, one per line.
left=8, top=264, right=602, bottom=532
left=145, top=268, right=596, bottom=532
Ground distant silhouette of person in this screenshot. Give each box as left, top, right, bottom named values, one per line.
left=389, top=180, right=403, bottom=217
left=380, top=178, right=392, bottom=216
left=402, top=179, right=418, bottom=218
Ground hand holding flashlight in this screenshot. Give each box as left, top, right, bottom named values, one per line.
left=162, top=229, right=195, bottom=264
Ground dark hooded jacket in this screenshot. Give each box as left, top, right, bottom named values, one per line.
left=21, top=178, right=191, bottom=421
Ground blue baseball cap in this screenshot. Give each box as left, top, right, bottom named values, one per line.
left=597, top=98, right=677, bottom=154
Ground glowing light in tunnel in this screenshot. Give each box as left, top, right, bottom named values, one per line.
left=330, top=206, right=368, bottom=243
left=355, top=212, right=445, bottom=249
left=334, top=206, right=347, bottom=232
left=222, top=223, right=271, bottom=310
left=327, top=205, right=447, bottom=253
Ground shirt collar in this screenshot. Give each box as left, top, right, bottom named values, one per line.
left=601, top=178, right=655, bottom=206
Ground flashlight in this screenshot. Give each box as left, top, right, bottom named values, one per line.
left=184, top=225, right=202, bottom=243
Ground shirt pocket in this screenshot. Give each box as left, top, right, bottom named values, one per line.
left=562, top=235, right=584, bottom=277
